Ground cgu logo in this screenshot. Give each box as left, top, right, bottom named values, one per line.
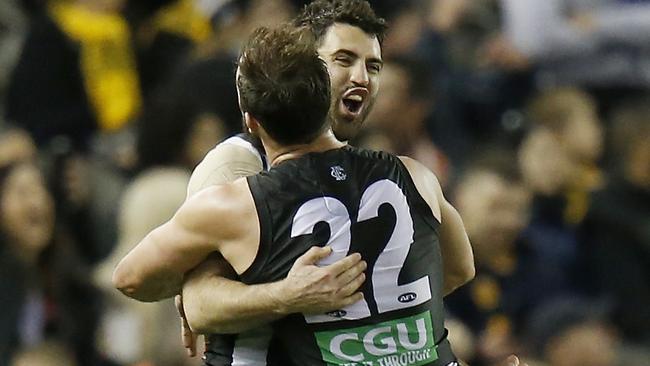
left=398, top=292, right=417, bottom=303
left=329, top=318, right=428, bottom=362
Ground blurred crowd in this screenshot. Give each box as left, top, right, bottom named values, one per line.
left=0, top=0, right=649, bottom=365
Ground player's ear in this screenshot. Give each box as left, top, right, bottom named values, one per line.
left=244, top=112, right=261, bottom=136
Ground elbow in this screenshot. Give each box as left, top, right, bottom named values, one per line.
left=112, top=264, right=143, bottom=300
left=443, top=260, right=475, bottom=296
left=456, top=258, right=476, bottom=286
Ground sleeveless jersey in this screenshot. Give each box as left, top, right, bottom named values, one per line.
left=244, top=146, right=457, bottom=366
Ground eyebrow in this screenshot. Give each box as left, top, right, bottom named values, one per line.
left=333, top=49, right=384, bottom=66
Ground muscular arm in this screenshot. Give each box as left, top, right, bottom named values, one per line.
left=182, top=247, right=364, bottom=334
left=112, top=182, right=251, bottom=302
left=183, top=141, right=292, bottom=333
left=399, top=157, right=475, bottom=296
left=181, top=253, right=288, bottom=334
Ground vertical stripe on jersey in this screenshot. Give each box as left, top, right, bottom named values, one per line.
left=231, top=327, right=272, bottom=366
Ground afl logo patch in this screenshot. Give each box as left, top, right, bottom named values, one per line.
left=398, top=292, right=417, bottom=303
left=330, top=166, right=346, bottom=181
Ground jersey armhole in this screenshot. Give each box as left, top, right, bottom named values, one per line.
left=394, top=157, right=441, bottom=230
left=240, top=175, right=273, bottom=283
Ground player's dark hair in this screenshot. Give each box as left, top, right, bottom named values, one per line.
left=237, top=25, right=331, bottom=145
left=294, top=0, right=387, bottom=45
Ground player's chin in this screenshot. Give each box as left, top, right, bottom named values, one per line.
left=332, top=117, right=363, bottom=141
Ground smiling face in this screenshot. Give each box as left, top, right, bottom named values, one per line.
left=0, top=163, right=54, bottom=262
left=318, top=23, right=382, bottom=141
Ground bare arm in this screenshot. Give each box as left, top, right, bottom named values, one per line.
left=112, top=183, right=245, bottom=302
left=399, top=156, right=475, bottom=296
left=182, top=247, right=365, bottom=334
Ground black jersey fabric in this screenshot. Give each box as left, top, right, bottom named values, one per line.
left=243, top=146, right=457, bottom=366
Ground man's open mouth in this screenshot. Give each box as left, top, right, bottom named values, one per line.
left=341, top=88, right=369, bottom=117
left=343, top=95, right=363, bottom=113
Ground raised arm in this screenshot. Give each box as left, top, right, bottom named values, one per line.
left=399, top=156, right=475, bottom=296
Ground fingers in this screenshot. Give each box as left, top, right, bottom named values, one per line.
left=339, top=292, right=364, bottom=307
left=327, top=252, right=363, bottom=276
left=174, top=295, right=185, bottom=317
left=294, top=246, right=332, bottom=266
left=176, top=295, right=198, bottom=357
left=338, top=271, right=365, bottom=297
left=182, top=319, right=197, bottom=357
left=336, top=260, right=367, bottom=287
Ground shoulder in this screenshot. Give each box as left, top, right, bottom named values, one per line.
left=187, top=136, right=265, bottom=197
left=179, top=178, right=256, bottom=239
left=346, top=145, right=395, bottom=162
left=397, top=156, right=443, bottom=221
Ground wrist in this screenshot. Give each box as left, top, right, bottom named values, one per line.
left=263, top=280, right=293, bottom=315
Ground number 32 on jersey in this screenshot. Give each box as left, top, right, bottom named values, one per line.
left=291, top=179, right=432, bottom=323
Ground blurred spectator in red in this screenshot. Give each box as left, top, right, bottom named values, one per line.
left=0, top=161, right=108, bottom=366
left=445, top=151, right=532, bottom=365
left=6, top=0, right=141, bottom=149
left=581, top=98, right=650, bottom=346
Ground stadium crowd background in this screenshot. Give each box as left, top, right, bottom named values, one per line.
left=0, top=0, right=649, bottom=365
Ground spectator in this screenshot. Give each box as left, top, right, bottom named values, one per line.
left=6, top=0, right=141, bottom=148
left=0, top=161, right=105, bottom=365
left=366, top=57, right=450, bottom=183
left=0, top=127, right=37, bottom=167
left=525, top=298, right=619, bottom=366
left=93, top=54, right=233, bottom=366
left=11, top=341, right=77, bottom=366
left=501, top=0, right=650, bottom=89
left=445, top=150, right=532, bottom=365
left=517, top=87, right=604, bottom=301
left=0, top=0, right=26, bottom=117
left=581, top=98, right=650, bottom=345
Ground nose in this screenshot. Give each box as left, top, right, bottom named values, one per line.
left=350, top=62, right=369, bottom=87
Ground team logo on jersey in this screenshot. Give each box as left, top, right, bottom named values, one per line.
left=331, top=166, right=347, bottom=181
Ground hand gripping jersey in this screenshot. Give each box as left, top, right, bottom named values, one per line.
left=241, top=146, right=457, bottom=366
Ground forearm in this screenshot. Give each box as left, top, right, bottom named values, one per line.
left=182, top=274, right=288, bottom=334
left=113, top=216, right=216, bottom=302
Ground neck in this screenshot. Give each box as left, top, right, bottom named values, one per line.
left=263, top=129, right=345, bottom=167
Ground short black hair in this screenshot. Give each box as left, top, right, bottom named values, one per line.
left=294, top=0, right=387, bottom=45
left=237, top=25, right=331, bottom=146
